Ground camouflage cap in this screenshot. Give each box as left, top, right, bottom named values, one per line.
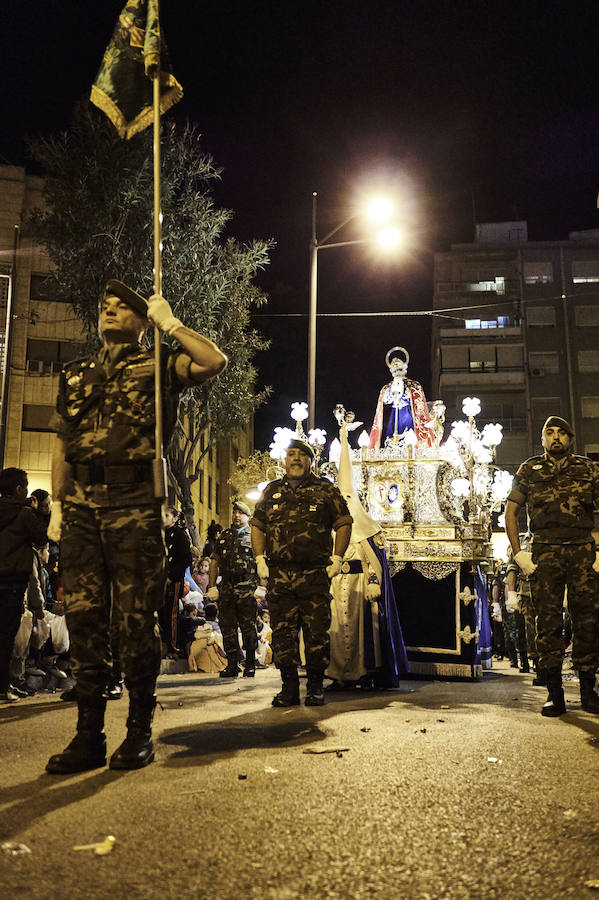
left=232, top=499, right=251, bottom=517
left=542, top=416, right=574, bottom=437
left=286, top=438, right=315, bottom=460
left=104, top=280, right=148, bottom=317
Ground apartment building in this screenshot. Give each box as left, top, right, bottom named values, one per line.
left=0, top=165, right=252, bottom=535
left=432, top=220, right=599, bottom=471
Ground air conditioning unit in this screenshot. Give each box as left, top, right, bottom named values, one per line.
left=531, top=367, right=545, bottom=376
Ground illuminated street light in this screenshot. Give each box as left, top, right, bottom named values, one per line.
left=308, top=191, right=399, bottom=431
left=377, top=226, right=402, bottom=249
left=367, top=197, right=394, bottom=223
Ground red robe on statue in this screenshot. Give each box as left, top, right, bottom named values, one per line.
left=369, top=378, right=434, bottom=450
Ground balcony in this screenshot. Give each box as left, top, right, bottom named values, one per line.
left=439, top=366, right=525, bottom=388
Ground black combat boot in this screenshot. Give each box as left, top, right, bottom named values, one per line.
left=272, top=666, right=300, bottom=707
left=579, top=671, right=599, bottom=714
left=509, top=649, right=519, bottom=669
left=519, top=653, right=530, bottom=674
left=46, top=697, right=107, bottom=774
left=220, top=654, right=241, bottom=678
left=305, top=666, right=325, bottom=706
left=541, top=667, right=566, bottom=717
left=109, top=684, right=156, bottom=769
left=242, top=632, right=257, bottom=678
left=532, top=663, right=547, bottom=686
left=106, top=661, right=123, bottom=700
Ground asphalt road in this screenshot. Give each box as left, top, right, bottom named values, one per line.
left=1, top=661, right=598, bottom=900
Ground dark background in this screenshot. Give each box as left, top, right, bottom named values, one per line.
left=3, top=0, right=599, bottom=449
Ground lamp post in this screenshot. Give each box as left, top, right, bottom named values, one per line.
left=307, top=192, right=400, bottom=431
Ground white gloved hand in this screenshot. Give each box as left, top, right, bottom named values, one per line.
left=491, top=601, right=502, bottom=622
left=206, top=586, right=219, bottom=601
left=255, top=555, right=269, bottom=580
left=593, top=552, right=599, bottom=574
left=146, top=294, right=183, bottom=336
left=505, top=590, right=520, bottom=613
left=47, top=501, right=62, bottom=542
left=326, top=555, right=343, bottom=579
left=514, top=550, right=537, bottom=576
left=254, top=585, right=267, bottom=600
left=366, top=580, right=381, bottom=601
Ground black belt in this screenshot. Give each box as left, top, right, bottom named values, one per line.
left=73, top=460, right=153, bottom=486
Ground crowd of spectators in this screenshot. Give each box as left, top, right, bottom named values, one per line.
left=1, top=468, right=272, bottom=704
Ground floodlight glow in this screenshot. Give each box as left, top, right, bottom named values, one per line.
left=291, top=401, right=309, bottom=422
left=367, top=197, right=394, bottom=223
left=377, top=226, right=402, bottom=249
left=245, top=489, right=262, bottom=501
left=450, top=477, right=470, bottom=498
left=308, top=428, right=327, bottom=446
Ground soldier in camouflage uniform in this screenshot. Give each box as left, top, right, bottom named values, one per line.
left=206, top=499, right=260, bottom=678
left=45, top=280, right=227, bottom=773
left=250, top=439, right=352, bottom=706
left=491, top=564, right=519, bottom=669
left=506, top=536, right=539, bottom=679
left=505, top=416, right=599, bottom=717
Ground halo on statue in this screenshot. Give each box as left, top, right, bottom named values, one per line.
left=385, top=346, right=410, bottom=370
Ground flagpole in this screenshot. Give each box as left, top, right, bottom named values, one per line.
left=152, top=41, right=168, bottom=500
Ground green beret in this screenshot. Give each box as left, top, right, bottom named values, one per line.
left=287, top=438, right=315, bottom=460
left=104, top=279, right=148, bottom=317
left=232, top=500, right=251, bottom=517
left=542, top=416, right=574, bottom=437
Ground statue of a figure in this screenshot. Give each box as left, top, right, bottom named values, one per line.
left=368, top=347, right=434, bottom=450
left=429, top=399, right=446, bottom=447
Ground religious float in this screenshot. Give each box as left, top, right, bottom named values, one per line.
left=264, top=346, right=512, bottom=680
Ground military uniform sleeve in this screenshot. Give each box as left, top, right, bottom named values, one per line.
left=507, top=461, right=529, bottom=505
left=592, top=460, right=599, bottom=509
left=49, top=369, right=69, bottom=437
left=329, top=485, right=353, bottom=531
left=168, top=349, right=198, bottom=388
left=249, top=494, right=268, bottom=533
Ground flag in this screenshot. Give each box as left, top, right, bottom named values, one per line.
left=90, top=0, right=183, bottom=140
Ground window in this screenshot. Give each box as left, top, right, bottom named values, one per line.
left=22, top=404, right=55, bottom=431
left=575, top=305, right=599, bottom=327
left=529, top=352, right=559, bottom=375
left=215, top=483, right=220, bottom=515
left=572, top=261, right=599, bottom=283
left=200, top=432, right=206, bottom=453
left=526, top=306, right=556, bottom=327
left=469, top=345, right=496, bottom=371
left=27, top=339, right=87, bottom=367
left=578, top=351, right=599, bottom=373
left=523, top=262, right=553, bottom=285
left=29, top=274, right=69, bottom=302
left=441, top=346, right=468, bottom=371
left=497, top=345, right=523, bottom=369
left=208, top=475, right=213, bottom=509
left=464, top=315, right=513, bottom=329
left=532, top=398, right=561, bottom=419
left=585, top=445, right=599, bottom=462
left=581, top=397, right=599, bottom=418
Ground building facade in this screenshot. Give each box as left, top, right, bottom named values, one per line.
left=432, top=221, right=599, bottom=470
left=0, top=165, right=252, bottom=538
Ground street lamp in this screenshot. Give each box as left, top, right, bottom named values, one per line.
left=308, top=192, right=399, bottom=431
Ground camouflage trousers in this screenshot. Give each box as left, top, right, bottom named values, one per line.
left=499, top=600, right=518, bottom=659
left=531, top=541, right=599, bottom=672
left=520, top=592, right=537, bottom=661
left=267, top=566, right=332, bottom=669
left=218, top=584, right=258, bottom=659
left=61, top=499, right=165, bottom=700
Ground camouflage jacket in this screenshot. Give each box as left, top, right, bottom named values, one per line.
left=250, top=473, right=352, bottom=568
left=508, top=453, right=599, bottom=542
left=211, top=524, right=257, bottom=588
left=51, top=343, right=195, bottom=465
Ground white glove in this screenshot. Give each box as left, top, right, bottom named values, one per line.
left=256, top=555, right=269, bottom=580
left=326, top=555, right=343, bottom=579
left=254, top=585, right=267, bottom=600
left=47, top=501, right=62, bottom=542
left=147, top=294, right=183, bottom=336
left=366, top=580, right=381, bottom=601
left=514, top=550, right=537, bottom=577
left=593, top=552, right=599, bottom=574
left=505, top=590, right=520, bottom=613
left=206, top=586, right=219, bottom=601
left=491, top=601, right=502, bottom=622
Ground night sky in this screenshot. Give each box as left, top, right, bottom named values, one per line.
left=3, top=1, right=599, bottom=450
